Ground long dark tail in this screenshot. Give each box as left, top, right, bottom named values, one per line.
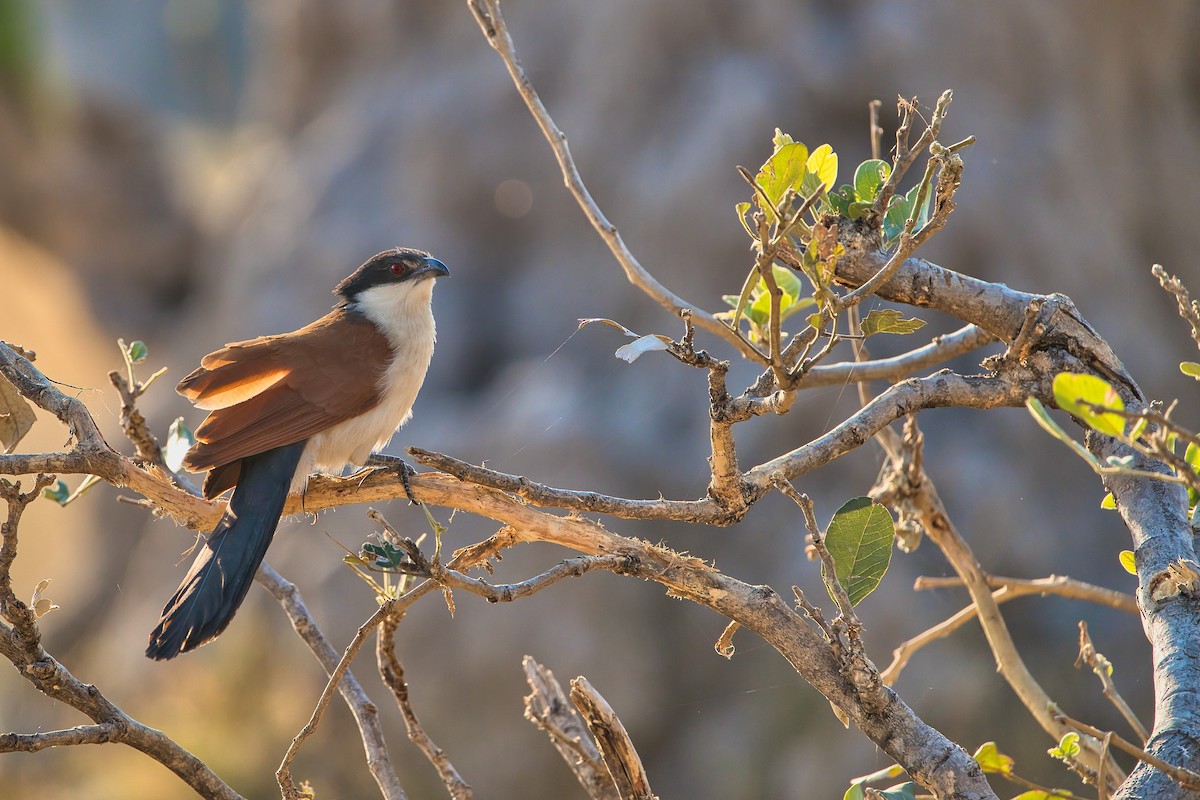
left=146, top=441, right=307, bottom=660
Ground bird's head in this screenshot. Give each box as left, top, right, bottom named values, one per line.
left=335, top=248, right=450, bottom=305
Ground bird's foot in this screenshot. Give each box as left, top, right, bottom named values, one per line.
left=364, top=453, right=419, bottom=504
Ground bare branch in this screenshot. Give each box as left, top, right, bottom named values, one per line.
left=523, top=657, right=619, bottom=800
left=378, top=615, right=471, bottom=800
left=1076, top=621, right=1149, bottom=743
left=795, top=324, right=997, bottom=389
left=257, top=564, right=408, bottom=800
left=570, top=676, right=658, bottom=800
left=276, top=603, right=391, bottom=799
left=913, top=574, right=1137, bottom=614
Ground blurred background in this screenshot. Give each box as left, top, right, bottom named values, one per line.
left=3, top=1, right=1199, bottom=797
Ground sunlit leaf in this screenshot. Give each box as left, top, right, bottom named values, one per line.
left=771, top=264, right=803, bottom=299
left=800, top=144, right=837, bottom=199
left=972, top=742, right=1014, bottom=777
left=1100, top=492, right=1116, bottom=510
left=824, top=497, right=894, bottom=606
left=756, top=141, right=808, bottom=220
left=748, top=291, right=773, bottom=326
left=1181, top=361, right=1200, bottom=380
left=1052, top=372, right=1126, bottom=437
left=1009, top=792, right=1054, bottom=800
left=861, top=309, right=927, bottom=337
left=1048, top=732, right=1081, bottom=761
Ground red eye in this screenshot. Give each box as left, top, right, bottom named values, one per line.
left=390, top=262, right=404, bottom=275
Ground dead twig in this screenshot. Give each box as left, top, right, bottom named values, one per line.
left=570, top=676, right=658, bottom=800
left=523, top=657, right=618, bottom=800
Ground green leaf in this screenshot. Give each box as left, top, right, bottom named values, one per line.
left=729, top=268, right=759, bottom=332
left=779, top=295, right=817, bottom=322
left=126, top=340, right=148, bottom=364
left=1048, top=732, right=1080, bottom=762
left=847, top=200, right=873, bottom=221
left=42, top=479, right=69, bottom=505
left=1128, top=415, right=1148, bottom=442
left=853, top=159, right=891, bottom=202
left=883, top=193, right=914, bottom=242
left=972, top=742, right=1015, bottom=777
left=1052, top=372, right=1126, bottom=437
left=861, top=309, right=927, bottom=337
left=1009, top=792, right=1054, bottom=800
left=1185, top=440, right=1200, bottom=474
left=1184, top=441, right=1200, bottom=506
left=826, top=188, right=852, bottom=217
left=906, top=183, right=932, bottom=229
left=875, top=783, right=917, bottom=800
left=824, top=497, right=895, bottom=606
left=756, top=141, right=808, bottom=220
left=1100, top=492, right=1116, bottom=510
left=1181, top=361, right=1200, bottom=379
left=770, top=264, right=803, bottom=299
left=748, top=291, right=772, bottom=326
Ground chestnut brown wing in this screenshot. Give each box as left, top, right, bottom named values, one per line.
left=180, top=310, right=393, bottom=477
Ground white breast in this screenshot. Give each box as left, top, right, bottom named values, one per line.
left=292, top=278, right=438, bottom=489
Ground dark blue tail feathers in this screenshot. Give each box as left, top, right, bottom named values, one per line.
left=146, top=441, right=306, bottom=660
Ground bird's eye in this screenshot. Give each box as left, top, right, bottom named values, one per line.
left=390, top=262, right=405, bottom=275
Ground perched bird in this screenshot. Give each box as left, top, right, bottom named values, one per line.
left=146, top=247, right=449, bottom=660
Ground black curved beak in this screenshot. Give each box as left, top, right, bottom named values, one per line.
left=413, top=257, right=450, bottom=280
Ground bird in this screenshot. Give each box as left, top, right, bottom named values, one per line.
left=146, top=247, right=449, bottom=660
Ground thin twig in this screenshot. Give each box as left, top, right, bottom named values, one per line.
left=466, top=0, right=758, bottom=360
left=1076, top=621, right=1149, bottom=743
left=276, top=603, right=391, bottom=799
left=257, top=564, right=408, bottom=800
left=1152, top=264, right=1200, bottom=351
left=913, top=574, right=1137, bottom=614
left=378, top=615, right=472, bottom=799
left=1054, top=710, right=1200, bottom=790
